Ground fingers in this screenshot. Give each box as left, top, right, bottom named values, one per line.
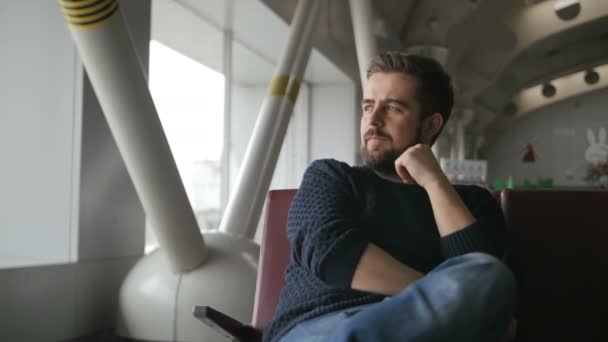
left=394, top=144, right=436, bottom=185
left=395, top=163, right=413, bottom=183
left=395, top=148, right=412, bottom=184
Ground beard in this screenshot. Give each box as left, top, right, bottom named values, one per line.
left=360, top=126, right=422, bottom=177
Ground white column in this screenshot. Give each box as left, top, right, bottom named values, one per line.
left=456, top=118, right=466, bottom=161
left=349, top=0, right=379, bottom=87
left=219, top=0, right=321, bottom=238
left=221, top=29, right=233, bottom=211
left=457, top=109, right=475, bottom=160
left=59, top=0, right=206, bottom=273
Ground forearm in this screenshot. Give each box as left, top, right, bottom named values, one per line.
left=425, top=179, right=475, bottom=237
left=351, top=243, right=424, bottom=296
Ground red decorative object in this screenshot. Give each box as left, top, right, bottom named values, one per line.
left=522, top=143, right=537, bottom=163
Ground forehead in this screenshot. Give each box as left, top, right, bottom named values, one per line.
left=363, top=72, right=419, bottom=102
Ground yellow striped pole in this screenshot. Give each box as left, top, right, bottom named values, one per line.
left=219, top=0, right=321, bottom=238
left=60, top=0, right=119, bottom=30
left=59, top=0, right=207, bottom=273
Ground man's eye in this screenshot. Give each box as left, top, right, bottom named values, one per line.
left=363, top=105, right=374, bottom=112
left=387, top=105, right=401, bottom=112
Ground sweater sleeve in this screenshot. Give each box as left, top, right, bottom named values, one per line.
left=440, top=186, right=507, bottom=259
left=287, top=159, right=369, bottom=288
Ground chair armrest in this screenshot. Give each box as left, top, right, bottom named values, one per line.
left=192, top=305, right=262, bottom=342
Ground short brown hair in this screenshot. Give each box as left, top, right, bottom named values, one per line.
left=367, top=51, right=454, bottom=140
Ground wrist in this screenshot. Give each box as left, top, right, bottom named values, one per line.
left=424, top=176, right=451, bottom=193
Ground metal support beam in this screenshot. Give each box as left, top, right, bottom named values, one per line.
left=219, top=0, right=321, bottom=238
left=349, top=0, right=380, bottom=87
left=59, top=0, right=206, bottom=273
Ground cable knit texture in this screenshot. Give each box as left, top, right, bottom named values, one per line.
left=263, top=159, right=506, bottom=342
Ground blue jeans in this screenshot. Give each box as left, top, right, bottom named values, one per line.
left=280, top=253, right=516, bottom=342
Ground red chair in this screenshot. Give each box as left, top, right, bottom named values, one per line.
left=502, top=189, right=608, bottom=341
left=193, top=189, right=297, bottom=342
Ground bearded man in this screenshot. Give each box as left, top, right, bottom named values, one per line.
left=264, top=52, right=516, bottom=342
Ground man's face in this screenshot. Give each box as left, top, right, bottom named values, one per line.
left=360, top=72, right=423, bottom=175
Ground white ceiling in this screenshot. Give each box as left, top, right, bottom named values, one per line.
left=152, top=0, right=351, bottom=84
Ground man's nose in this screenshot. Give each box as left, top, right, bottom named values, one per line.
left=368, top=107, right=385, bottom=126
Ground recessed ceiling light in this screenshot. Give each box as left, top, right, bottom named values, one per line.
left=554, top=0, right=581, bottom=21
left=542, top=83, right=556, bottom=97
left=584, top=69, right=600, bottom=85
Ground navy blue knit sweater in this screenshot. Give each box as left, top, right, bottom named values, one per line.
left=263, top=159, right=506, bottom=341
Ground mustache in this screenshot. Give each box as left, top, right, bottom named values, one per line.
left=364, top=128, right=391, bottom=140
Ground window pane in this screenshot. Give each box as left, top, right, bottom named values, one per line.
left=146, top=40, right=224, bottom=252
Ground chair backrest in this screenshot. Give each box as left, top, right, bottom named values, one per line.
left=252, top=189, right=297, bottom=329
left=502, top=189, right=608, bottom=341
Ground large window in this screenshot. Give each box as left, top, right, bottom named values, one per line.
left=147, top=40, right=225, bottom=251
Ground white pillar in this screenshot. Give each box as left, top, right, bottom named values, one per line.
left=456, top=119, right=466, bottom=161
left=221, top=29, right=233, bottom=212
left=457, top=109, right=475, bottom=160
left=349, top=0, right=379, bottom=87
left=219, top=0, right=321, bottom=238
left=59, top=0, right=206, bottom=273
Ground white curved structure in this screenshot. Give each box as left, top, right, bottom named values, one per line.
left=116, top=233, right=259, bottom=341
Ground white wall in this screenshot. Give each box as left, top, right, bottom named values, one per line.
left=270, top=83, right=311, bottom=190
left=0, top=1, right=150, bottom=340
left=485, top=88, right=608, bottom=186
left=0, top=0, right=80, bottom=269
left=310, top=83, right=359, bottom=165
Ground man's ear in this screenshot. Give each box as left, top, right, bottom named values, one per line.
left=422, top=113, right=444, bottom=144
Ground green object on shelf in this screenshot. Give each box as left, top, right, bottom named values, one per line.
left=506, top=176, right=514, bottom=189
left=522, top=179, right=533, bottom=188
left=493, top=178, right=505, bottom=191
left=537, top=178, right=554, bottom=188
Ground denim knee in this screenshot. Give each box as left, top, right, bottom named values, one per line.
left=465, top=253, right=514, bottom=285
left=457, top=253, right=516, bottom=329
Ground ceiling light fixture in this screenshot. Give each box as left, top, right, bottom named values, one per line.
left=554, top=0, right=581, bottom=21
left=542, top=83, right=557, bottom=97
left=584, top=69, right=600, bottom=85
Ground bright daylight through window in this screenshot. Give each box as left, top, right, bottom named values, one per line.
left=146, top=40, right=225, bottom=252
